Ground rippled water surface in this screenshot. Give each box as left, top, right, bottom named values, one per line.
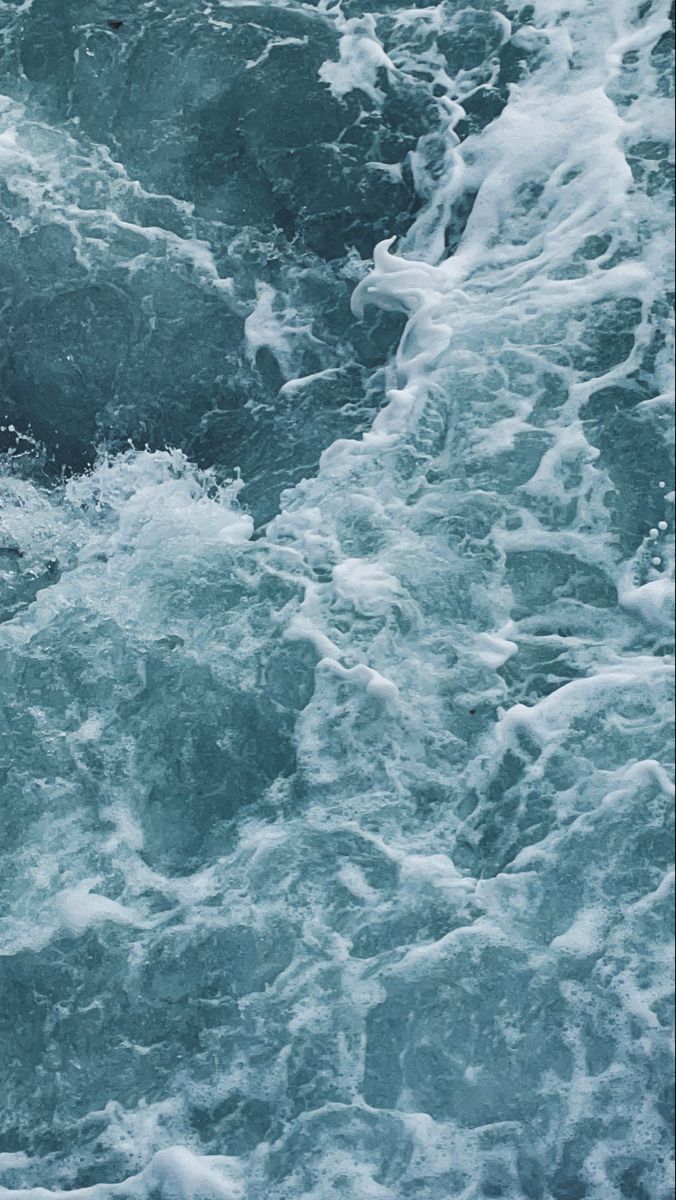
left=0, top=0, right=674, bottom=1197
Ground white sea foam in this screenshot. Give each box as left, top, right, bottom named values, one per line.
left=0, top=0, right=673, bottom=1195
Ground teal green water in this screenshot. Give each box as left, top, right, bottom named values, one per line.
left=0, top=1, right=674, bottom=1197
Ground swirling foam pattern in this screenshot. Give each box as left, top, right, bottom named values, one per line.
left=0, top=0, right=674, bottom=1196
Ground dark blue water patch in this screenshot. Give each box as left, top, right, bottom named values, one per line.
left=3, top=1, right=432, bottom=250
left=0, top=211, right=406, bottom=518
left=0, top=0, right=548, bottom=511
left=0, top=0, right=437, bottom=501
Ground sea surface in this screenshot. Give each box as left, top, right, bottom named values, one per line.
left=0, top=1, right=674, bottom=1197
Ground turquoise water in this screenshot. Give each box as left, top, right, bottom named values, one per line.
left=0, top=1, right=674, bottom=1197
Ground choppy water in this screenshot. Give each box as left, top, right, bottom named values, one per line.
left=0, top=0, right=674, bottom=1197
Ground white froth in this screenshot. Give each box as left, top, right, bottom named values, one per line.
left=54, top=879, right=142, bottom=937
left=0, top=0, right=673, bottom=1194
left=319, top=14, right=394, bottom=104
left=332, top=559, right=400, bottom=615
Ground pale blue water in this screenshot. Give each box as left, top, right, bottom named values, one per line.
left=0, top=1, right=674, bottom=1197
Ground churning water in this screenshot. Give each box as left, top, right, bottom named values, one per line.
left=0, top=1, right=674, bottom=1197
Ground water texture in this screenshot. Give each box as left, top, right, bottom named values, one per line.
left=0, top=0, right=674, bottom=1196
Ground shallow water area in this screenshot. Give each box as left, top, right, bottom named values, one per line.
left=0, top=0, right=674, bottom=1197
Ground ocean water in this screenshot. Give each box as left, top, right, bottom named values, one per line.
left=0, top=0, right=674, bottom=1196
